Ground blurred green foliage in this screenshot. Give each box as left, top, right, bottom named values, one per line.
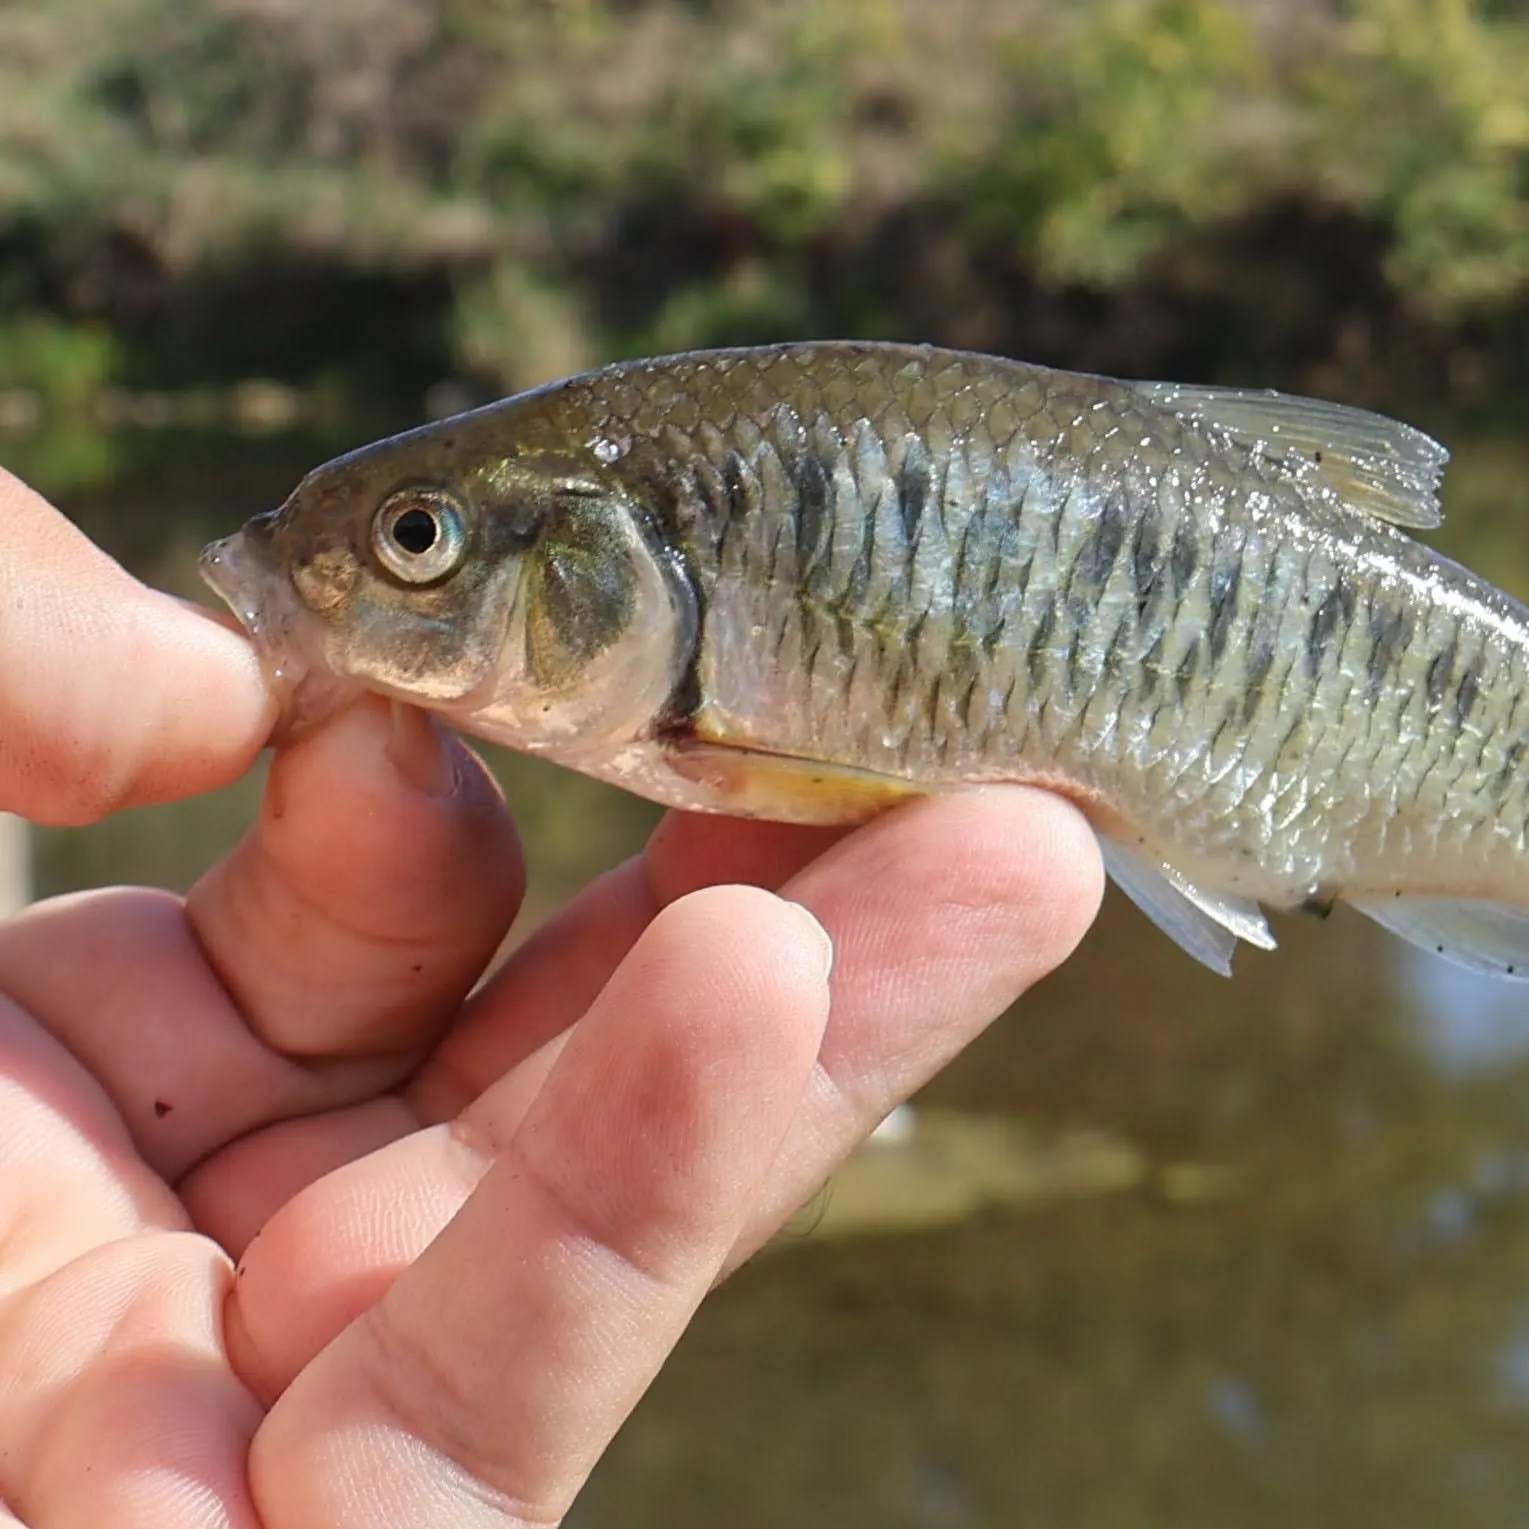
left=0, top=315, right=118, bottom=406
left=1304, top=0, right=1529, bottom=309
left=962, top=0, right=1269, bottom=286
left=0, top=0, right=1525, bottom=404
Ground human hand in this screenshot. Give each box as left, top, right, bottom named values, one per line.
left=0, top=466, right=1104, bottom=1526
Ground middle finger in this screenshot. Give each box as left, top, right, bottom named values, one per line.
left=0, top=698, right=524, bottom=1184
left=186, top=697, right=524, bottom=1059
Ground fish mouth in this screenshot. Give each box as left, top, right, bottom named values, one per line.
left=199, top=517, right=362, bottom=741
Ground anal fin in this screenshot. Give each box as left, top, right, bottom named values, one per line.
left=1098, top=835, right=1276, bottom=978
left=1350, top=895, right=1529, bottom=981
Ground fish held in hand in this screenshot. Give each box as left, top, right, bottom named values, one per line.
left=200, top=341, right=1529, bottom=980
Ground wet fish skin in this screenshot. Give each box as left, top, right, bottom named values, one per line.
left=200, top=341, right=1529, bottom=978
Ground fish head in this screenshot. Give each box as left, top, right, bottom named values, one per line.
left=200, top=410, right=697, bottom=754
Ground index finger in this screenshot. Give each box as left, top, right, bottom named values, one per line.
left=0, top=468, right=275, bottom=824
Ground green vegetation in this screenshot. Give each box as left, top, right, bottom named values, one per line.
left=0, top=0, right=1526, bottom=411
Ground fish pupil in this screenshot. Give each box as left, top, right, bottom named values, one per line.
left=393, top=508, right=439, bottom=556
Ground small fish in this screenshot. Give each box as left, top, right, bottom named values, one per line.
left=201, top=341, right=1529, bottom=980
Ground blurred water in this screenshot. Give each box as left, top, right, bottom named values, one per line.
left=20, top=418, right=1529, bottom=1528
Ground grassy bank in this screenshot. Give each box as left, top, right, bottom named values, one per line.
left=0, top=0, right=1525, bottom=416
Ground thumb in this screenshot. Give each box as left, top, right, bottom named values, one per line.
left=0, top=468, right=276, bottom=825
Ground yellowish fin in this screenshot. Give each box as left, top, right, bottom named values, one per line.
left=667, top=740, right=922, bottom=824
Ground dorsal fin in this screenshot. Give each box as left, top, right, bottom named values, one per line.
left=1132, top=380, right=1449, bottom=531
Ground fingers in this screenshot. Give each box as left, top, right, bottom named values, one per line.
left=0, top=1233, right=263, bottom=1529
left=243, top=888, right=831, bottom=1527
left=0, top=996, right=184, bottom=1303
left=422, top=790, right=1096, bottom=1124
left=223, top=790, right=1098, bottom=1411
left=725, top=786, right=1101, bottom=1265
left=0, top=996, right=259, bottom=1522
left=644, top=812, right=850, bottom=899
left=220, top=1115, right=479, bottom=1406
left=185, top=698, right=524, bottom=1059
left=0, top=1002, right=263, bottom=1527
left=422, top=788, right=1100, bottom=1276
left=416, top=814, right=849, bottom=1118
left=0, top=468, right=275, bottom=825
left=0, top=699, right=524, bottom=1195
left=0, top=888, right=315, bottom=1185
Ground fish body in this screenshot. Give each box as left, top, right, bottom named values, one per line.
left=201, top=341, right=1529, bottom=978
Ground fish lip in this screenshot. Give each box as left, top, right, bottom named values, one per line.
left=199, top=520, right=275, bottom=639
left=199, top=516, right=291, bottom=663
left=199, top=517, right=362, bottom=742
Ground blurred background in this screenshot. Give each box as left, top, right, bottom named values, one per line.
left=3, top=0, right=1529, bottom=1523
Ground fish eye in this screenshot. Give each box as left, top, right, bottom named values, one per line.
left=371, top=488, right=468, bottom=585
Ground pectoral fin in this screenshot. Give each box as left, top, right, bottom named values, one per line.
left=1133, top=380, right=1448, bottom=530
left=1098, top=835, right=1276, bottom=977
left=1350, top=894, right=1529, bottom=980
left=666, top=739, right=922, bottom=824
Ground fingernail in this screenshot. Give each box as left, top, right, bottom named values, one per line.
left=386, top=702, right=458, bottom=798
left=786, top=901, right=835, bottom=983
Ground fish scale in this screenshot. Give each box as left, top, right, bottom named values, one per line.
left=200, top=340, right=1529, bottom=979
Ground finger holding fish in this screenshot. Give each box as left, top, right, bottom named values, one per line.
left=0, top=692, right=523, bottom=1203
left=0, top=466, right=274, bottom=825
left=186, top=695, right=524, bottom=1061
left=416, top=813, right=851, bottom=1114
left=716, top=785, right=1102, bottom=1270
left=419, top=786, right=1086, bottom=1120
